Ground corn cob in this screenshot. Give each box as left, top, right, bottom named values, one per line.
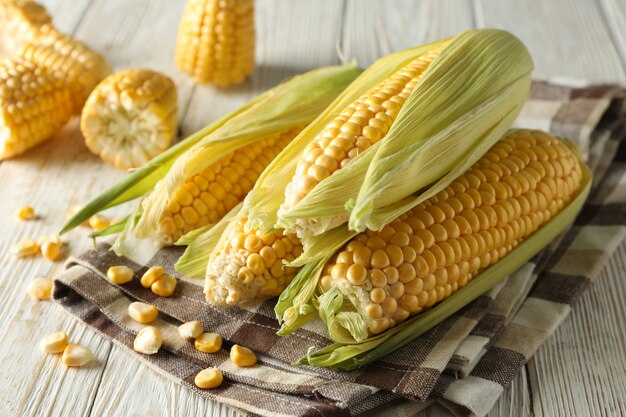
left=157, top=126, right=303, bottom=244
left=19, top=29, right=112, bottom=114
left=80, top=69, right=178, bottom=170
left=318, top=129, right=584, bottom=336
left=0, top=0, right=51, bottom=58
left=0, top=58, right=72, bottom=159
left=175, top=0, right=255, bottom=87
left=206, top=214, right=303, bottom=306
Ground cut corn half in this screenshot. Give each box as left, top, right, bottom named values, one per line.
left=81, top=69, right=178, bottom=170
left=0, top=0, right=51, bottom=59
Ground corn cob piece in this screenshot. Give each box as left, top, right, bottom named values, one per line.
left=157, top=126, right=303, bottom=244
left=280, top=43, right=447, bottom=226
left=0, top=0, right=51, bottom=58
left=19, top=29, right=112, bottom=114
left=80, top=69, right=178, bottom=170
left=318, top=129, right=584, bottom=335
left=0, top=58, right=72, bottom=159
left=206, top=214, right=303, bottom=306
left=175, top=0, right=255, bottom=87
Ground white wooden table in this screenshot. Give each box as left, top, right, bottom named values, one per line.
left=1, top=1, right=625, bottom=416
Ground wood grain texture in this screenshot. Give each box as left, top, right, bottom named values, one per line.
left=0, top=0, right=624, bottom=416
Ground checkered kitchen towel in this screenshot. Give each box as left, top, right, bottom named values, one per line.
left=54, top=81, right=626, bottom=417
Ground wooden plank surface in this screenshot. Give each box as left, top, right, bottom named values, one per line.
left=0, top=0, right=624, bottom=416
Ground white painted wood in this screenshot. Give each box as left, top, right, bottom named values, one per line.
left=0, top=0, right=625, bottom=416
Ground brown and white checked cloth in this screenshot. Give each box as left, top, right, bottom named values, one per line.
left=54, top=81, right=626, bottom=417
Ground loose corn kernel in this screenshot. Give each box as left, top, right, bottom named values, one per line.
left=133, top=326, right=162, bottom=355
left=106, top=266, right=134, bottom=285
left=140, top=266, right=165, bottom=288
left=88, top=214, right=110, bottom=231
left=40, top=234, right=62, bottom=261
left=12, top=238, right=39, bottom=258
left=230, top=345, right=257, bottom=367
left=62, top=344, right=93, bottom=367
left=28, top=277, right=52, bottom=300
left=178, top=321, right=204, bottom=340
left=17, top=205, right=35, bottom=220
left=194, top=332, right=222, bottom=353
left=151, top=274, right=177, bottom=297
left=128, top=302, right=158, bottom=324
left=194, top=367, right=223, bottom=389
left=40, top=331, right=68, bottom=354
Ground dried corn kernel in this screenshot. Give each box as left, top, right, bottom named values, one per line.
left=194, top=367, right=223, bottom=389
left=230, top=344, right=256, bottom=367
left=28, top=277, right=52, bottom=300
left=140, top=266, right=165, bottom=288
left=40, top=234, right=62, bottom=261
left=88, top=214, right=110, bottom=231
left=133, top=326, right=162, bottom=355
left=17, top=205, right=35, bottom=220
left=178, top=321, right=204, bottom=340
left=62, top=344, right=93, bottom=367
left=40, top=331, right=68, bottom=354
left=12, top=238, right=39, bottom=258
left=151, top=274, right=176, bottom=297
left=194, top=332, right=222, bottom=353
left=128, top=302, right=158, bottom=324
left=106, top=266, right=134, bottom=285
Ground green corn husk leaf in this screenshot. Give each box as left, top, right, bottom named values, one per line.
left=278, top=29, right=533, bottom=236
left=175, top=202, right=243, bottom=278
left=296, top=160, right=592, bottom=369
left=88, top=215, right=137, bottom=239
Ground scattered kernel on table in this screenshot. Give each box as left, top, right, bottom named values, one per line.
left=133, top=326, right=162, bottom=355
left=128, top=302, right=158, bottom=324
left=151, top=273, right=176, bottom=297
left=62, top=344, right=93, bottom=367
left=106, top=265, right=134, bottom=284
left=28, top=277, right=53, bottom=300
left=88, top=214, right=110, bottom=231
left=140, top=266, right=165, bottom=288
left=40, top=234, right=62, bottom=261
left=17, top=205, right=35, bottom=220
left=178, top=321, right=204, bottom=340
left=41, top=331, right=68, bottom=354
left=12, top=238, right=39, bottom=258
left=230, top=345, right=257, bottom=367
left=194, top=368, right=223, bottom=389
left=194, top=332, right=222, bottom=353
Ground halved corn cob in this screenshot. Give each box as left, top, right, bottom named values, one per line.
left=318, top=129, right=584, bottom=336
left=80, top=69, right=178, bottom=170
left=19, top=29, right=112, bottom=114
left=0, top=0, right=51, bottom=59
left=0, top=58, right=73, bottom=159
left=175, top=0, right=255, bottom=87
left=157, top=126, right=303, bottom=244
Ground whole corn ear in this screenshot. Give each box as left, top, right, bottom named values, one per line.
left=0, top=58, right=72, bottom=159
left=80, top=69, right=178, bottom=171
left=0, top=0, right=51, bottom=58
left=19, top=29, right=112, bottom=114
left=175, top=0, right=254, bottom=87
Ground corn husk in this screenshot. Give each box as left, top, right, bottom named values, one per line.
left=251, top=29, right=532, bottom=238
left=296, top=157, right=591, bottom=368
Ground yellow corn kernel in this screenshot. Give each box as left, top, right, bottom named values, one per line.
left=12, top=238, right=39, bottom=258
left=140, top=266, right=165, bottom=288
left=62, top=344, right=93, bottom=367
left=17, top=205, right=35, bottom=220
left=81, top=69, right=178, bottom=170
left=151, top=274, right=177, bottom=297
left=40, top=331, right=68, bottom=354
left=175, top=0, right=255, bottom=87
left=88, top=214, right=110, bottom=231
left=0, top=0, right=51, bottom=59
left=128, top=302, right=158, bottom=324
left=319, top=129, right=584, bottom=335
left=230, top=344, right=257, bottom=367
left=178, top=321, right=204, bottom=340
left=194, top=367, right=223, bottom=389
left=106, top=266, right=134, bottom=285
left=194, top=332, right=222, bottom=353
left=28, top=277, right=52, bottom=300
left=133, top=326, right=162, bottom=355
left=40, top=234, right=62, bottom=261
